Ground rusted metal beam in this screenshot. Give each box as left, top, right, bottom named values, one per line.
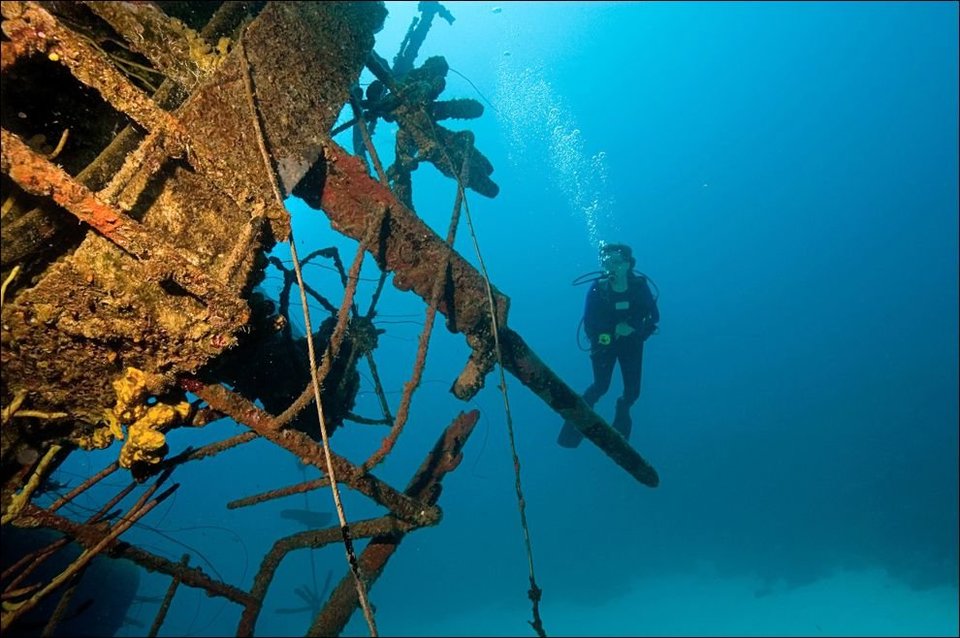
left=237, top=514, right=414, bottom=637
left=317, top=142, right=659, bottom=487
left=20, top=504, right=256, bottom=608
left=498, top=328, right=659, bottom=487
left=184, top=380, right=441, bottom=527
left=319, top=140, right=509, bottom=337
left=2, top=481, right=176, bottom=632
left=226, top=477, right=329, bottom=511
left=309, top=409, right=479, bottom=636
left=147, top=554, right=190, bottom=638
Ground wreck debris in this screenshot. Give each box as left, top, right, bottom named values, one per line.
left=1, top=468, right=180, bottom=633
left=183, top=379, right=440, bottom=528
left=147, top=553, right=190, bottom=638
left=499, top=328, right=661, bottom=487
left=1, top=444, right=62, bottom=525
left=310, top=409, right=478, bottom=636
left=1, top=1, right=659, bottom=635
left=360, top=50, right=498, bottom=207
left=393, top=0, right=456, bottom=78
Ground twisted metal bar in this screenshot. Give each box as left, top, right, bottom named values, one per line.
left=1, top=477, right=178, bottom=632
left=227, top=477, right=330, bottom=511
left=48, top=462, right=119, bottom=513
left=147, top=554, right=190, bottom=638
left=361, top=146, right=468, bottom=473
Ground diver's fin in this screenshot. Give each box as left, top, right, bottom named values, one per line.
left=557, top=420, right=584, bottom=448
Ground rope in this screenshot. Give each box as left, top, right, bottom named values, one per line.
left=449, top=66, right=503, bottom=117
left=239, top=39, right=378, bottom=636
left=417, top=104, right=548, bottom=635
left=359, top=57, right=547, bottom=631
left=360, top=151, right=466, bottom=473
left=456, top=169, right=547, bottom=638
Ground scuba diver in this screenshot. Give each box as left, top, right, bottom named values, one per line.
left=558, top=242, right=660, bottom=447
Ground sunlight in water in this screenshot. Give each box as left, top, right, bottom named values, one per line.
left=494, top=59, right=618, bottom=249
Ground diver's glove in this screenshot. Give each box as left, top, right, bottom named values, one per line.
left=640, top=324, right=658, bottom=341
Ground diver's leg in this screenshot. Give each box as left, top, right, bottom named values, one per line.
left=557, top=347, right=616, bottom=448
left=583, top=347, right=616, bottom=405
left=613, top=342, right=644, bottom=439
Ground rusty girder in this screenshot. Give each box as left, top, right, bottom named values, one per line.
left=8, top=403, right=478, bottom=636
left=316, top=142, right=660, bottom=487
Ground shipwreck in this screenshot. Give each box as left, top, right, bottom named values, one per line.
left=0, top=2, right=659, bottom=635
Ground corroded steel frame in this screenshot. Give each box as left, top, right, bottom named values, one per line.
left=1, top=2, right=658, bottom=635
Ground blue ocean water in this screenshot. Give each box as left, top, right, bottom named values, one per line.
left=48, top=2, right=958, bottom=636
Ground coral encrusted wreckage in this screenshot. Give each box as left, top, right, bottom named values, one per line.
left=1, top=2, right=658, bottom=635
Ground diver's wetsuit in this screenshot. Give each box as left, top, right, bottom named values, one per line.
left=558, top=273, right=659, bottom=447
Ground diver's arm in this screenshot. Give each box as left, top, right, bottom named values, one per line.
left=583, top=284, right=613, bottom=346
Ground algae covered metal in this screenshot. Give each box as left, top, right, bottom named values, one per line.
left=1, top=2, right=658, bottom=635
